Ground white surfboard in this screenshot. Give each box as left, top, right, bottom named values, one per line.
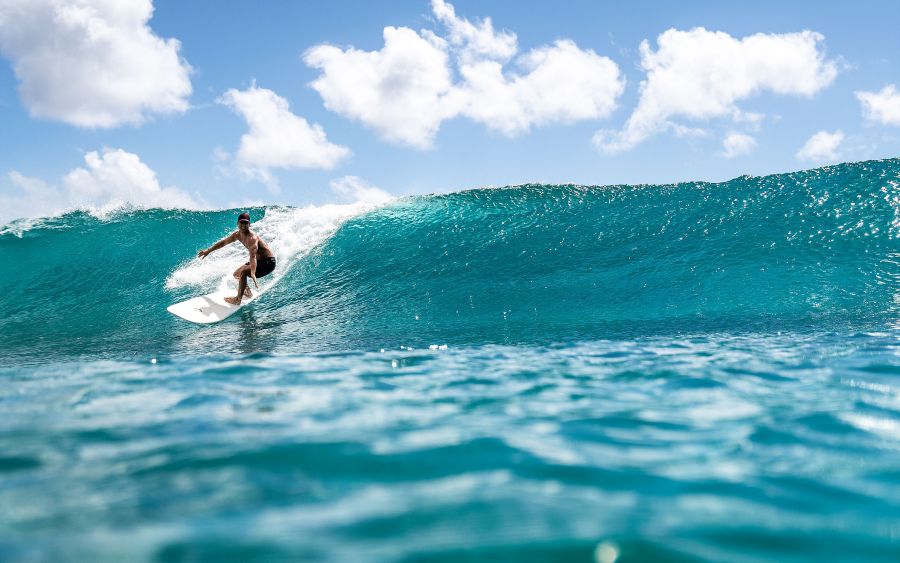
left=167, top=288, right=263, bottom=324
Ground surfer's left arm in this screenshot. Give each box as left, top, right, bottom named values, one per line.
left=248, top=244, right=259, bottom=288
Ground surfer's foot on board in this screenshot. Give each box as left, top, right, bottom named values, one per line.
left=224, top=296, right=242, bottom=305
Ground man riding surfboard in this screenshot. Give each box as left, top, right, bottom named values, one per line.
left=197, top=212, right=276, bottom=305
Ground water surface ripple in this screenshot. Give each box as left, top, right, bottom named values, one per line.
left=2, top=333, right=898, bottom=562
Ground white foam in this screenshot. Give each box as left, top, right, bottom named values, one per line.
left=165, top=202, right=384, bottom=294
left=0, top=216, right=57, bottom=238
left=0, top=201, right=205, bottom=236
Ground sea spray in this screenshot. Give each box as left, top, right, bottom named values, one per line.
left=165, top=202, right=386, bottom=294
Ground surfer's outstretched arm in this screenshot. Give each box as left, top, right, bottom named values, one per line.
left=198, top=232, right=237, bottom=258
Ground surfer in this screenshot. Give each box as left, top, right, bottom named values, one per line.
left=197, top=212, right=276, bottom=305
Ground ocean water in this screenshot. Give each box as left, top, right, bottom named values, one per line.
left=1, top=159, right=899, bottom=561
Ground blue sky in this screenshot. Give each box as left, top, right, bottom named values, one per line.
left=0, top=0, right=898, bottom=221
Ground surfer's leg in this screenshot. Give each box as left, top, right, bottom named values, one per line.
left=225, top=269, right=250, bottom=305
left=234, top=262, right=252, bottom=298
left=242, top=266, right=253, bottom=297
left=233, top=264, right=252, bottom=297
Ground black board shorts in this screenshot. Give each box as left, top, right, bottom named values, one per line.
left=246, top=257, right=276, bottom=278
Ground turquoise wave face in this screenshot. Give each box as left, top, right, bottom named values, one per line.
left=2, top=159, right=898, bottom=363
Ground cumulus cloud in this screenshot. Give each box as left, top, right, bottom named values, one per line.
left=459, top=40, right=624, bottom=136
left=64, top=148, right=198, bottom=208
left=0, top=148, right=200, bottom=224
left=796, top=130, right=843, bottom=162
left=329, top=175, right=394, bottom=204
left=305, top=26, right=458, bottom=149
left=721, top=132, right=757, bottom=158
left=0, top=0, right=192, bottom=127
left=856, top=84, right=900, bottom=126
left=304, top=0, right=624, bottom=148
left=0, top=171, right=64, bottom=225
left=594, top=28, right=838, bottom=153
left=219, top=84, right=351, bottom=184
left=431, top=0, right=516, bottom=63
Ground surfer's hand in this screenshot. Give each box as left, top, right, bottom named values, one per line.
left=251, top=274, right=259, bottom=288
left=197, top=249, right=209, bottom=259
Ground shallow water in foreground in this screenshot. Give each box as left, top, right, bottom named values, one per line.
left=2, top=332, right=899, bottom=562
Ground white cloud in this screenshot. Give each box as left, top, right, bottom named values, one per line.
left=856, top=84, right=900, bottom=126
left=304, top=0, right=624, bottom=148
left=796, top=130, right=843, bottom=162
left=1, top=148, right=200, bottom=224
left=64, top=148, right=198, bottom=208
left=0, top=171, right=64, bottom=224
left=329, top=176, right=394, bottom=204
left=431, top=0, right=516, bottom=63
left=219, top=84, right=351, bottom=184
left=733, top=111, right=765, bottom=131
left=594, top=28, right=838, bottom=153
left=721, top=132, right=757, bottom=158
left=0, top=0, right=192, bottom=127
left=305, top=26, right=459, bottom=149
left=458, top=40, right=624, bottom=136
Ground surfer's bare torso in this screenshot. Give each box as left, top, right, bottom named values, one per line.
left=235, top=230, right=274, bottom=259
